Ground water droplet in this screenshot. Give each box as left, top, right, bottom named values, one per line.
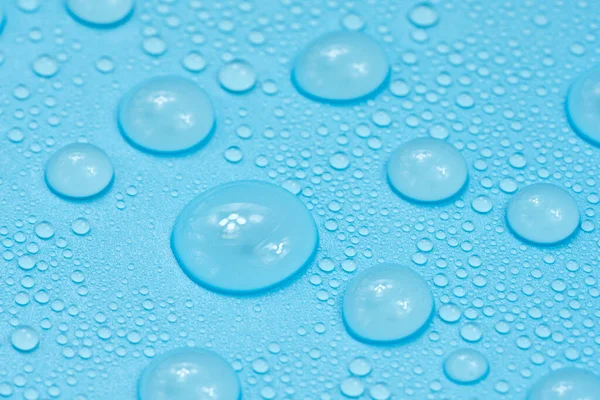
left=45, top=143, right=114, bottom=199
left=343, top=263, right=433, bottom=343
left=369, top=383, right=391, bottom=400
left=223, top=146, right=243, bottom=163
left=138, top=348, right=240, bottom=400
left=438, top=303, right=461, bottom=323
left=118, top=76, right=215, bottom=154
left=218, top=60, right=257, bottom=93
left=292, top=31, right=389, bottom=102
left=171, top=181, right=318, bottom=294
left=17, top=0, right=40, bottom=13
left=182, top=51, right=207, bottom=73
left=330, top=152, right=350, bottom=170
left=32, top=55, right=59, bottom=78
left=95, top=56, right=114, bottom=73
left=471, top=195, right=493, bottom=214
left=407, top=3, right=439, bottom=28
left=66, top=0, right=134, bottom=27
left=566, top=67, right=600, bottom=146
left=348, top=357, right=371, bottom=376
left=0, top=7, right=4, bottom=35
left=528, top=368, right=600, bottom=400
left=142, top=37, right=166, bottom=57
left=35, top=221, right=55, bottom=240
left=506, top=183, right=579, bottom=245
left=387, top=138, right=468, bottom=203
left=340, top=377, right=365, bottom=398
left=72, top=218, right=90, bottom=236
left=11, top=326, right=39, bottom=352
left=443, top=349, right=489, bottom=385
left=341, top=14, right=364, bottom=31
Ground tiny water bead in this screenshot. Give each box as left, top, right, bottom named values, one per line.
left=342, top=264, right=433, bottom=343
left=218, top=60, right=257, bottom=93
left=171, top=181, right=318, bottom=294
left=45, top=143, right=114, bottom=199
left=118, top=76, right=215, bottom=154
left=387, top=138, right=468, bottom=203
left=506, top=183, right=580, bottom=245
left=66, top=0, right=134, bottom=27
left=11, top=326, right=39, bottom=352
left=138, top=348, right=240, bottom=400
left=408, top=3, right=438, bottom=29
left=528, top=368, right=600, bottom=400
left=292, top=31, right=389, bottom=102
left=443, top=349, right=489, bottom=385
left=566, top=67, right=600, bottom=146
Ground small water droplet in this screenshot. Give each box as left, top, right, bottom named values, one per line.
left=11, top=326, right=39, bottom=352
left=218, top=60, right=257, bottom=93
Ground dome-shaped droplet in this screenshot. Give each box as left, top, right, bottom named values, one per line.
left=138, top=347, right=240, bottom=400
left=528, top=368, right=600, bottom=400
left=387, top=138, right=468, bottom=203
left=292, top=31, right=389, bottom=102
left=66, top=0, right=134, bottom=27
left=218, top=60, right=257, bottom=93
left=407, top=3, right=439, bottom=28
left=11, top=326, right=39, bottom=352
left=118, top=76, right=215, bottom=155
left=45, top=143, right=114, bottom=199
left=443, top=349, right=489, bottom=385
left=342, top=263, right=433, bottom=343
left=506, top=183, right=579, bottom=245
left=566, top=67, right=600, bottom=146
left=171, top=181, right=318, bottom=294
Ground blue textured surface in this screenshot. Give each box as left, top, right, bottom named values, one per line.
left=1, top=0, right=600, bottom=399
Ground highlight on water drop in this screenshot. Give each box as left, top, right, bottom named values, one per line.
left=527, top=367, right=600, bottom=400
left=171, top=180, right=318, bottom=294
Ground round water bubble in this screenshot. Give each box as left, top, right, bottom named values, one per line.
left=566, top=67, right=600, bottom=146
left=171, top=181, right=318, bottom=294
left=45, top=143, right=114, bottom=199
left=138, top=347, right=240, bottom=400
left=407, top=3, right=439, bottom=28
left=11, top=326, right=39, bottom=352
left=506, top=183, right=579, bottom=245
left=444, top=349, right=489, bottom=385
left=342, top=263, right=433, bottom=343
left=66, top=0, right=134, bottom=27
left=528, top=367, right=600, bottom=400
left=387, top=138, right=468, bottom=203
left=218, top=60, right=256, bottom=93
left=118, top=76, right=215, bottom=155
left=292, top=31, right=389, bottom=102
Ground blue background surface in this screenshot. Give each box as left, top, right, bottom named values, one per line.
left=1, top=0, right=599, bottom=399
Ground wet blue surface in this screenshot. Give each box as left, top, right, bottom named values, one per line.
left=1, top=0, right=600, bottom=399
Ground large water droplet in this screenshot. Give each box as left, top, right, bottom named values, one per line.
left=45, top=143, right=114, bottom=199
left=528, top=368, right=600, bottom=400
left=342, top=263, right=433, bottom=343
left=566, top=67, right=600, bottom=146
left=443, top=348, right=489, bottom=385
left=292, top=31, right=389, bottom=102
left=118, top=76, right=215, bottom=155
left=138, top=348, right=240, bottom=400
left=11, top=326, right=39, bottom=352
left=66, top=0, right=134, bottom=27
left=218, top=60, right=257, bottom=93
left=506, top=183, right=579, bottom=245
left=387, top=138, right=468, bottom=203
left=171, top=181, right=318, bottom=294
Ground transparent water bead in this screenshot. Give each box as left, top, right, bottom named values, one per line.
left=118, top=76, right=215, bottom=155
left=45, top=143, right=114, bottom=199
left=138, top=347, right=240, bottom=400
left=171, top=181, right=318, bottom=294
left=342, top=263, right=433, bottom=343
left=66, top=0, right=134, bottom=27
left=506, top=183, right=580, bottom=245
left=387, top=138, right=468, bottom=203
left=292, top=31, right=389, bottom=102
left=566, top=67, right=600, bottom=146
left=528, top=367, right=600, bottom=400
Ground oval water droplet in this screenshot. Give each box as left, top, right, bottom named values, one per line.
left=171, top=181, right=318, bottom=294
left=407, top=3, right=439, bottom=28
left=387, top=138, right=468, bottom=203
left=443, top=349, right=489, bottom=385
left=118, top=76, right=215, bottom=155
left=219, top=60, right=257, bottom=93
left=138, top=348, right=240, bottom=400
left=11, top=326, right=39, bottom=352
left=66, top=0, right=134, bottom=27
left=45, top=143, right=114, bottom=199
left=506, top=183, right=579, bottom=245
left=342, top=263, right=433, bottom=343
left=292, top=31, right=389, bottom=102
